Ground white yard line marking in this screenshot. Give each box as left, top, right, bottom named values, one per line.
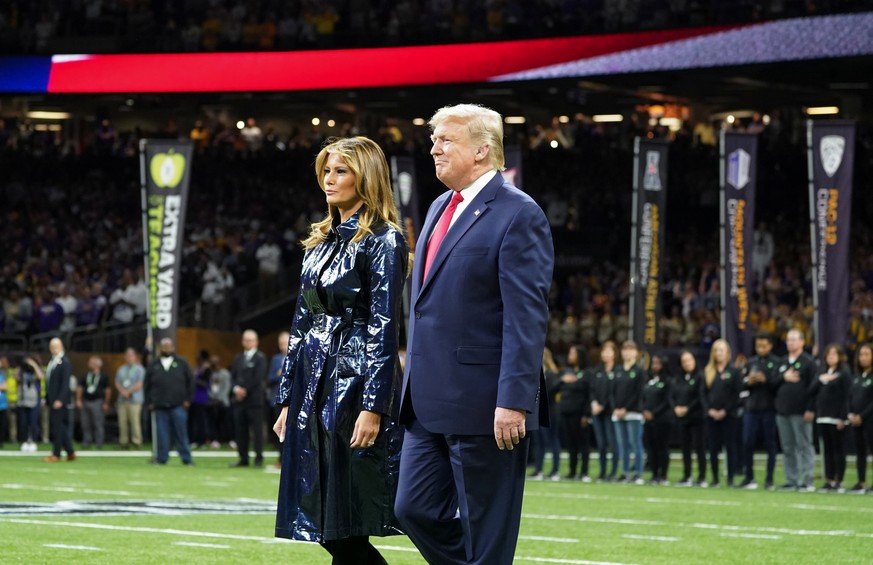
left=523, top=513, right=862, bottom=539
left=516, top=557, right=637, bottom=565
left=622, top=534, right=680, bottom=542
left=789, top=503, right=873, bottom=514
left=44, top=544, right=101, bottom=551
left=528, top=492, right=740, bottom=507
left=2, top=484, right=136, bottom=496
left=520, top=535, right=578, bottom=543
left=126, top=481, right=162, bottom=487
left=720, top=532, right=782, bottom=540
left=373, top=545, right=421, bottom=553
left=173, top=542, right=231, bottom=549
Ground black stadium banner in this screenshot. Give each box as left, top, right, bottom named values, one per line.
left=139, top=140, right=193, bottom=345
left=503, top=145, right=523, bottom=191
left=629, top=137, right=668, bottom=347
left=808, top=120, right=855, bottom=349
left=719, top=131, right=758, bottom=357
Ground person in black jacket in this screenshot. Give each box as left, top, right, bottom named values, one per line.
left=611, top=340, right=645, bottom=483
left=145, top=337, right=194, bottom=465
left=530, top=347, right=564, bottom=480
left=230, top=329, right=268, bottom=467
left=555, top=345, right=591, bottom=481
left=642, top=354, right=672, bottom=485
left=775, top=329, right=817, bottom=491
left=672, top=350, right=706, bottom=486
left=848, top=343, right=873, bottom=493
left=739, top=333, right=780, bottom=490
left=41, top=338, right=76, bottom=462
left=702, top=339, right=741, bottom=487
left=590, top=341, right=618, bottom=481
left=809, top=344, right=851, bottom=492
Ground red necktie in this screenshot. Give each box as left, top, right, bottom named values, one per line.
left=423, top=190, right=464, bottom=279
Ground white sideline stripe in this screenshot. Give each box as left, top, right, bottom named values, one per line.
left=524, top=513, right=861, bottom=538
left=44, top=544, right=101, bottom=551
left=622, top=534, right=679, bottom=542
left=516, top=557, right=636, bottom=565
left=520, top=535, right=578, bottom=543
left=789, top=503, right=873, bottom=514
left=529, top=492, right=740, bottom=508
left=173, top=542, right=231, bottom=549
left=373, top=545, right=421, bottom=553
left=0, top=450, right=278, bottom=458
left=720, top=532, right=782, bottom=540
left=2, top=518, right=305, bottom=543
left=0, top=484, right=187, bottom=499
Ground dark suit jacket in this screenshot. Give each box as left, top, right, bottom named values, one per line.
left=400, top=172, right=554, bottom=435
left=231, top=349, right=268, bottom=406
left=46, top=355, right=73, bottom=406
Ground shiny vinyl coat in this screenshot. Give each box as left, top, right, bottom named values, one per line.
left=274, top=210, right=408, bottom=542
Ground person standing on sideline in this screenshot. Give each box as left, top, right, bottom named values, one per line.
left=115, top=347, right=144, bottom=449
left=848, top=343, right=873, bottom=493
left=0, top=356, right=8, bottom=448
left=230, top=329, right=267, bottom=467
left=590, top=341, right=619, bottom=481
left=611, top=340, right=646, bottom=484
left=394, top=104, right=554, bottom=565
left=272, top=136, right=408, bottom=563
left=42, top=338, right=76, bottom=462
left=702, top=339, right=741, bottom=488
left=76, top=356, right=111, bottom=449
left=144, top=338, right=194, bottom=465
left=642, top=353, right=672, bottom=485
left=671, top=350, right=707, bottom=486
left=809, top=344, right=851, bottom=492
left=775, top=328, right=817, bottom=491
left=557, top=345, right=592, bottom=481
left=529, top=348, right=563, bottom=481
left=267, top=331, right=290, bottom=461
left=739, top=333, right=780, bottom=490
left=208, top=354, right=232, bottom=447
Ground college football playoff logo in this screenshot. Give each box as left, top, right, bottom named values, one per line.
left=820, top=135, right=845, bottom=178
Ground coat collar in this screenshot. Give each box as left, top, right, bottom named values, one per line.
left=330, top=207, right=363, bottom=241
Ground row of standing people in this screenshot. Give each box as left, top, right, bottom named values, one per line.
left=533, top=330, right=873, bottom=493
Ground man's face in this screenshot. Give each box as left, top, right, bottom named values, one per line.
left=754, top=338, right=772, bottom=357
left=430, top=119, right=479, bottom=191
left=160, top=339, right=174, bottom=356
left=124, top=349, right=136, bottom=364
left=786, top=332, right=803, bottom=354
left=242, top=333, right=257, bottom=350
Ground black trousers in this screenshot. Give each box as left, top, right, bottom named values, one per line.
left=50, top=406, right=75, bottom=457
left=742, top=411, right=778, bottom=484
left=818, top=423, right=846, bottom=483
left=0, top=409, right=7, bottom=447
left=320, top=536, right=387, bottom=565
left=707, top=416, right=738, bottom=485
left=645, top=420, right=672, bottom=480
left=233, top=402, right=264, bottom=463
left=560, top=413, right=590, bottom=477
left=853, top=420, right=873, bottom=483
left=679, top=420, right=706, bottom=482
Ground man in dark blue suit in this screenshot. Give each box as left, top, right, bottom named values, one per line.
left=395, top=104, right=554, bottom=564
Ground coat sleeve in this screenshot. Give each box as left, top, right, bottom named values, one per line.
left=59, top=360, right=73, bottom=405
left=362, top=229, right=408, bottom=415
left=275, top=279, right=315, bottom=406
left=495, top=201, right=554, bottom=412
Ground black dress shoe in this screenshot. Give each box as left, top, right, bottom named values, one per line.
left=229, top=461, right=249, bottom=468
left=253, top=459, right=264, bottom=468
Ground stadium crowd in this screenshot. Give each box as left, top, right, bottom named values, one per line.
left=1, top=0, right=870, bottom=54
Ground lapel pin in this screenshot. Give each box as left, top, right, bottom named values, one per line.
left=474, top=209, right=480, bottom=216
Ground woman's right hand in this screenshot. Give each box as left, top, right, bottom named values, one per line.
left=273, top=406, right=289, bottom=443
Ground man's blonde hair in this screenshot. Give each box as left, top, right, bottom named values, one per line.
left=429, top=104, right=505, bottom=171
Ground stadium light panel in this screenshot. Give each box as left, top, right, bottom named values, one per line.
left=805, top=106, right=839, bottom=115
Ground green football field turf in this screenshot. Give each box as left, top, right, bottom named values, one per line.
left=2, top=449, right=873, bottom=564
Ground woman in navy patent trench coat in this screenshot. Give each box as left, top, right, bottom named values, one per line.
left=273, top=137, right=408, bottom=564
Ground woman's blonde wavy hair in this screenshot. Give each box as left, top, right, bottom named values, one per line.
left=302, top=136, right=402, bottom=250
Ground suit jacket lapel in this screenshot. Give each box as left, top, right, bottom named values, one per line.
left=411, top=191, right=449, bottom=303
left=418, top=173, right=503, bottom=297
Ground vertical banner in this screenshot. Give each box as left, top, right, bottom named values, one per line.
left=503, top=145, right=523, bottom=191
left=390, top=156, right=421, bottom=243
left=808, top=120, right=855, bottom=349
left=139, top=139, right=193, bottom=346
left=719, top=131, right=758, bottom=356
left=629, top=138, right=668, bottom=347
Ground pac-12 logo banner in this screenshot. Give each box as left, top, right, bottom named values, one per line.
left=631, top=138, right=668, bottom=346
left=809, top=121, right=855, bottom=348
left=140, top=140, right=193, bottom=344
left=720, top=132, right=757, bottom=356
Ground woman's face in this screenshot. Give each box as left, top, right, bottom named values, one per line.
left=621, top=346, right=637, bottom=363
left=680, top=352, right=695, bottom=373
left=567, top=347, right=578, bottom=366
left=651, top=357, right=663, bottom=373
left=323, top=153, right=361, bottom=214
left=713, top=342, right=729, bottom=364
left=601, top=346, right=615, bottom=365
left=826, top=348, right=840, bottom=368
left=860, top=347, right=873, bottom=370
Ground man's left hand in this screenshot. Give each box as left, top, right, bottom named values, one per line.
left=494, top=407, right=526, bottom=451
